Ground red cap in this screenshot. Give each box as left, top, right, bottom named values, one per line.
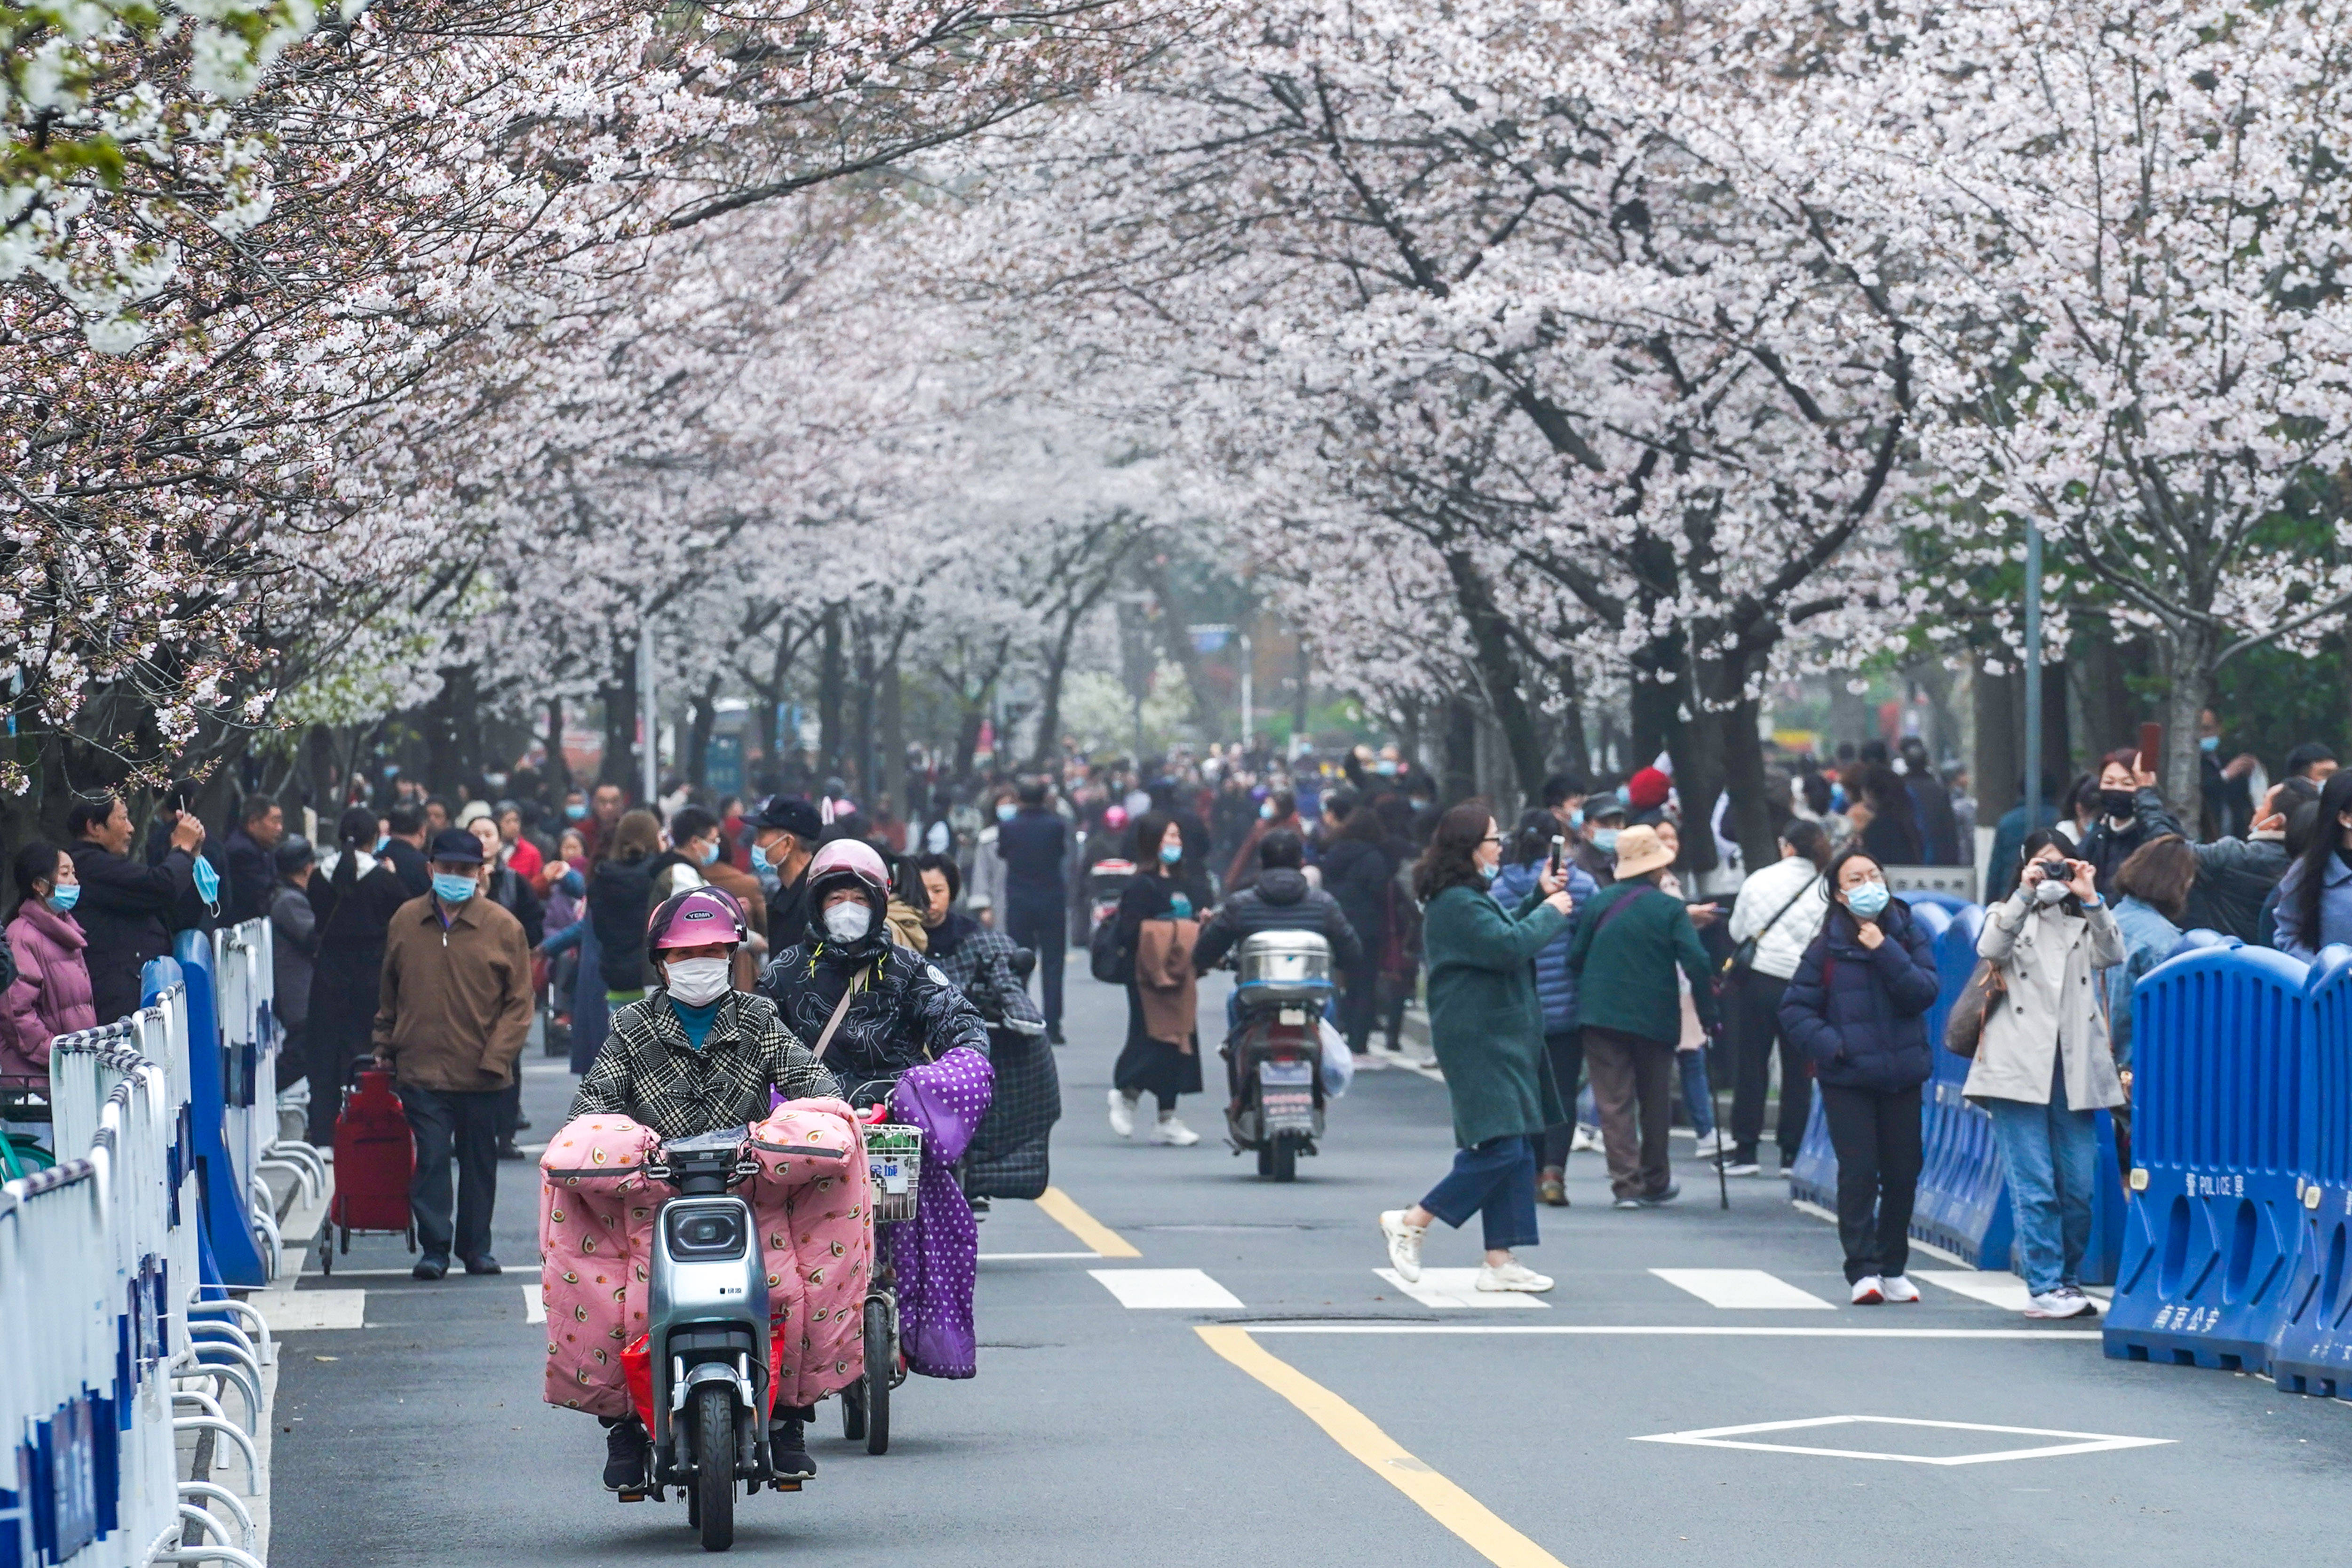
left=1627, top=767, right=1673, bottom=812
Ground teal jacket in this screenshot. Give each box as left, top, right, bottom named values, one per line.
left=1565, top=879, right=1720, bottom=1045
left=1421, top=882, right=1570, bottom=1148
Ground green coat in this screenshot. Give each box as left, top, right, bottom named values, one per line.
left=1421, top=882, right=1570, bottom=1148
left=1565, top=879, right=1720, bottom=1045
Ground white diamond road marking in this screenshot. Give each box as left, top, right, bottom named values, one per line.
left=1374, top=1268, right=1549, bottom=1309
left=524, top=1285, right=546, bottom=1325
left=1651, top=1268, right=1835, bottom=1310
left=1633, top=1415, right=2172, bottom=1466
left=259, top=1290, right=366, bottom=1332
left=1089, top=1268, right=1243, bottom=1309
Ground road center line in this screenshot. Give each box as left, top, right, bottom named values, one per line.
left=1197, top=1327, right=1567, bottom=1568
left=1035, top=1186, right=1141, bottom=1258
left=1240, top=1324, right=2099, bottom=1338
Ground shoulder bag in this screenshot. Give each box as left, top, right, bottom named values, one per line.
left=1944, top=957, right=2005, bottom=1059
left=1725, top=874, right=1820, bottom=978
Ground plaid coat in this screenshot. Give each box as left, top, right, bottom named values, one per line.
left=929, top=915, right=1057, bottom=1199
left=568, top=988, right=838, bottom=1138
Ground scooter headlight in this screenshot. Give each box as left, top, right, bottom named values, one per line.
left=665, top=1207, right=747, bottom=1260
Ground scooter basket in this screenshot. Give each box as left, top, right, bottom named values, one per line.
left=865, top=1123, right=924, bottom=1223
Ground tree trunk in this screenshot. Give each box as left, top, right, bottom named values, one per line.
left=879, top=641, right=906, bottom=818
left=687, top=677, right=719, bottom=789
left=424, top=663, right=475, bottom=798
left=1718, top=696, right=1778, bottom=875
left=1140, top=556, right=1213, bottom=732
left=1441, top=696, right=1479, bottom=808
left=1440, top=549, right=1549, bottom=804
left=1629, top=634, right=1683, bottom=771
left=2162, top=628, right=2220, bottom=816
left=1972, top=657, right=2022, bottom=824
left=1292, top=638, right=1312, bottom=755
left=600, top=639, right=638, bottom=792
left=541, top=699, right=572, bottom=799
left=1554, top=661, right=1592, bottom=783
left=851, top=626, right=879, bottom=800
left=817, top=608, right=845, bottom=786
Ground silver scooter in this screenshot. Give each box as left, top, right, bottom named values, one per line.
left=632, top=1126, right=787, bottom=1552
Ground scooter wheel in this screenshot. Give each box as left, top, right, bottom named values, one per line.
left=1254, top=1144, right=1273, bottom=1178
left=692, top=1385, right=735, bottom=1552
left=863, top=1297, right=893, bottom=1455
left=1271, top=1135, right=1298, bottom=1183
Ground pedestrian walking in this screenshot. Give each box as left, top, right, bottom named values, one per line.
left=1566, top=825, right=1720, bottom=1208
left=470, top=815, right=544, bottom=1159
left=67, top=793, right=204, bottom=1026
left=306, top=808, right=411, bottom=1145
left=1855, top=765, right=1925, bottom=866
left=1570, top=793, right=1624, bottom=886
left=1489, top=811, right=1596, bottom=1206
left=381, top=803, right=431, bottom=898
left=1723, top=822, right=1832, bottom=1176
left=997, top=778, right=1071, bottom=1044
left=1964, top=832, right=2125, bottom=1318
left=748, top=794, right=821, bottom=949
left=1649, top=820, right=1727, bottom=1160
left=1224, top=788, right=1303, bottom=896
left=2272, top=769, right=2352, bottom=961
left=1106, top=812, right=1207, bottom=1145
left=1, top=844, right=95, bottom=1077
left=1378, top=802, right=1574, bottom=1292
left=1318, top=801, right=1398, bottom=1056
left=372, top=828, right=533, bottom=1280
left=1777, top=848, right=1939, bottom=1304
left=266, top=836, right=318, bottom=1101
left=588, top=808, right=662, bottom=1007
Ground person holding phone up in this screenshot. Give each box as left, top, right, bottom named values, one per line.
left=1963, top=830, right=2127, bottom=1319
left=2074, top=745, right=2186, bottom=899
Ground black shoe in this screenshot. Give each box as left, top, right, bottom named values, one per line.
left=1636, top=1182, right=1682, bottom=1207
left=969, top=1195, right=992, bottom=1217
left=463, top=1254, right=501, bottom=1275
left=604, top=1418, right=650, bottom=1490
left=1047, top=1027, right=1067, bottom=1046
left=770, top=1419, right=815, bottom=1480
left=515, top=1115, right=533, bottom=1131
left=413, top=1255, right=448, bottom=1281
left=497, top=1140, right=527, bottom=1161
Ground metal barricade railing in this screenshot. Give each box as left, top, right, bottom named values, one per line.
left=5, top=992, right=260, bottom=1568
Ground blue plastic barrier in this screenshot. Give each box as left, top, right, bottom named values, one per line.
left=2104, top=940, right=2310, bottom=1371
left=2267, top=946, right=2352, bottom=1395
left=163, top=931, right=270, bottom=1287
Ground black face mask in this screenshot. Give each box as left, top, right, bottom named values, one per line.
left=2099, top=788, right=2135, bottom=819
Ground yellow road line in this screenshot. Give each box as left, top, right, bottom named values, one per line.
left=1197, top=1326, right=1568, bottom=1568
left=1033, top=1186, right=1140, bottom=1258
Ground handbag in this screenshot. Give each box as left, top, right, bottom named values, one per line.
left=1725, top=874, right=1819, bottom=978
left=1944, top=958, right=2006, bottom=1059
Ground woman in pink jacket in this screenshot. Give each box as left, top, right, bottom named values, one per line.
left=2, top=843, right=96, bottom=1077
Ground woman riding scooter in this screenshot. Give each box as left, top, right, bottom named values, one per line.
left=569, top=886, right=839, bottom=1491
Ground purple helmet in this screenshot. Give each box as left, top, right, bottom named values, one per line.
left=806, top=839, right=890, bottom=900
left=646, top=886, right=749, bottom=951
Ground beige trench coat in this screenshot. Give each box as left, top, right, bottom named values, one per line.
left=1963, top=890, right=2127, bottom=1110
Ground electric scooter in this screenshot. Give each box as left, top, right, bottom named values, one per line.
left=1221, top=931, right=1333, bottom=1181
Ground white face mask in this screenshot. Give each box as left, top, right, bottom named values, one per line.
left=823, top=901, right=874, bottom=943
left=664, top=956, right=731, bottom=1007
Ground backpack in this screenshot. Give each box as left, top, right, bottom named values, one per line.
left=1089, top=910, right=1134, bottom=985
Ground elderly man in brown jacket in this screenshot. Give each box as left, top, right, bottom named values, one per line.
left=373, top=828, right=534, bottom=1279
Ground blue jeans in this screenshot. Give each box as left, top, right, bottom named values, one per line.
left=1420, top=1134, right=1539, bottom=1252
left=1678, top=1049, right=1716, bottom=1136
left=1985, top=1071, right=2098, bottom=1295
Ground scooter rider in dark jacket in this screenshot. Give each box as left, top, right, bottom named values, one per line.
left=1192, top=831, right=1364, bottom=974
left=1777, top=848, right=1940, bottom=1305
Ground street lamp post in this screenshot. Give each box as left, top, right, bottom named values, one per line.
left=640, top=613, right=658, bottom=807
left=2022, top=518, right=2043, bottom=832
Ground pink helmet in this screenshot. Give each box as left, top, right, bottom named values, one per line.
left=646, top=886, right=749, bottom=950
left=806, top=838, right=890, bottom=899
left=1103, top=805, right=1129, bottom=830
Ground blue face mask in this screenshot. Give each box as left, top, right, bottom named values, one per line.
left=1258, top=802, right=1275, bottom=820
left=432, top=872, right=478, bottom=904
left=751, top=841, right=773, bottom=875
left=1592, top=828, right=1621, bottom=854
left=1479, top=861, right=1500, bottom=882
left=1567, top=807, right=1585, bottom=831
left=565, top=803, right=588, bottom=821
left=996, top=803, right=1017, bottom=823
left=48, top=884, right=80, bottom=914
left=2199, top=734, right=2220, bottom=754
left=1845, top=881, right=1891, bottom=920
left=1159, top=839, right=1184, bottom=866
left=695, top=838, right=720, bottom=867
left=191, top=857, right=221, bottom=908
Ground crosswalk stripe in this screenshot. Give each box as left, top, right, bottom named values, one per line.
left=524, top=1285, right=546, bottom=1325
left=1651, top=1268, right=1836, bottom=1309
left=1375, top=1268, right=1548, bottom=1309
left=1090, top=1268, right=1243, bottom=1309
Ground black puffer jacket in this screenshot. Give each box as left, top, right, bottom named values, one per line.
left=1315, top=839, right=1392, bottom=966
left=757, top=885, right=990, bottom=1105
left=588, top=855, right=654, bottom=992
left=1777, top=899, right=1940, bottom=1094
left=1192, top=867, right=1363, bottom=973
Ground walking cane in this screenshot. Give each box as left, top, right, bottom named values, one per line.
left=1710, top=1016, right=1729, bottom=1211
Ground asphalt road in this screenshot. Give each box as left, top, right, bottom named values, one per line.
left=270, top=969, right=2352, bottom=1566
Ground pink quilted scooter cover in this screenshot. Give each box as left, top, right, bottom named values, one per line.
left=539, top=1101, right=870, bottom=1417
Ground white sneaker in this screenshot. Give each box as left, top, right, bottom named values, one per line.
left=1378, top=1210, right=1427, bottom=1283
left=1475, top=1260, right=1554, bottom=1293
left=1570, top=1124, right=1604, bottom=1154
left=1690, top=1128, right=1732, bottom=1158
left=1148, top=1113, right=1200, bottom=1146
left=2024, top=1286, right=2099, bottom=1319
left=1880, top=1274, right=1921, bottom=1304
left=1107, top=1088, right=1136, bottom=1138
left=1851, top=1275, right=1885, bottom=1305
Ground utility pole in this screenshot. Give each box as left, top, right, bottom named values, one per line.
left=1240, top=632, right=1254, bottom=750
left=2022, top=518, right=2043, bottom=834
left=639, top=613, right=658, bottom=807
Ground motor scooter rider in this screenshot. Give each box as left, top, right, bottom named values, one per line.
left=757, top=839, right=991, bottom=1105
left=568, top=885, right=839, bottom=1491
left=1191, top=829, right=1364, bottom=975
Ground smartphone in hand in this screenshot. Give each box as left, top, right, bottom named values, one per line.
left=1549, top=835, right=1565, bottom=876
left=2137, top=721, right=2163, bottom=779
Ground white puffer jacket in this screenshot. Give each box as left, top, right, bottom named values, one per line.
left=1727, top=854, right=1831, bottom=981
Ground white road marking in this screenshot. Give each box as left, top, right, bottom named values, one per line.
left=1090, top=1268, right=1244, bottom=1309
left=524, top=1286, right=546, bottom=1325
left=301, top=1265, right=542, bottom=1280
left=1633, top=1415, right=2171, bottom=1466
left=980, top=1251, right=1102, bottom=1261
left=258, top=1290, right=366, bottom=1332
left=1244, top=1324, right=2098, bottom=1338
left=1652, top=1268, right=1835, bottom=1310
left=1917, top=1270, right=2041, bottom=1313
left=1374, top=1268, right=1549, bottom=1309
